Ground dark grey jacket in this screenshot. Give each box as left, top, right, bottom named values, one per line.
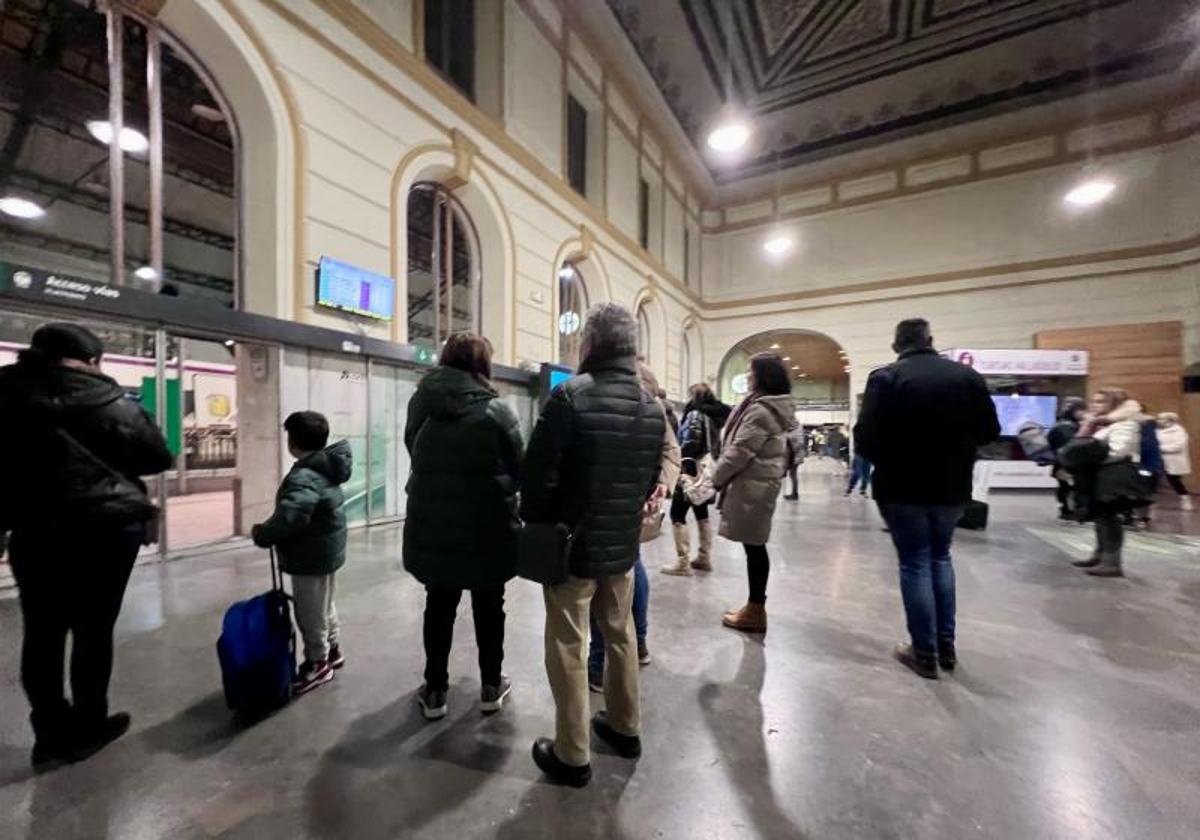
left=519, top=355, right=666, bottom=579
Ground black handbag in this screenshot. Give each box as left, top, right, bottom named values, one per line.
left=515, top=521, right=574, bottom=586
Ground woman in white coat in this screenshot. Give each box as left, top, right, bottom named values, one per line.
left=1157, top=413, right=1192, bottom=510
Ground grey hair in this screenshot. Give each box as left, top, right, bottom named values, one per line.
left=580, top=302, right=638, bottom=366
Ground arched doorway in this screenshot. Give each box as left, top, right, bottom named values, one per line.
left=717, top=330, right=849, bottom=410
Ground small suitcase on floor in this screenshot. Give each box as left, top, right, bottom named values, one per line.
left=217, top=549, right=295, bottom=716
left=958, top=500, right=989, bottom=531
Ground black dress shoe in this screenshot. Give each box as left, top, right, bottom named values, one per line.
left=31, top=739, right=71, bottom=773
left=68, top=713, right=131, bottom=764
left=592, top=711, right=642, bottom=759
left=532, top=738, right=591, bottom=787
left=937, top=638, right=957, bottom=672
left=893, top=644, right=938, bottom=680
left=1072, top=555, right=1101, bottom=568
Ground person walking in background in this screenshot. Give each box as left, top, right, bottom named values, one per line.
left=663, top=383, right=730, bottom=575
left=711, top=353, right=797, bottom=633
left=401, top=334, right=523, bottom=720
left=783, top=423, right=805, bottom=501
left=1157, top=412, right=1193, bottom=511
left=253, top=411, right=353, bottom=696
left=844, top=453, right=873, bottom=497
left=0, top=324, right=172, bottom=770
left=1048, top=397, right=1087, bottom=520
left=589, top=361, right=680, bottom=690
left=854, top=318, right=999, bottom=679
left=521, top=303, right=667, bottom=787
left=1060, top=388, right=1147, bottom=578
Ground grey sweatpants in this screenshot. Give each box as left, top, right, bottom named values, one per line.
left=291, top=573, right=340, bottom=663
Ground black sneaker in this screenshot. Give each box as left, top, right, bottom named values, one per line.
left=292, top=660, right=334, bottom=696
left=417, top=685, right=448, bottom=720
left=480, top=677, right=512, bottom=714
left=532, top=738, right=591, bottom=787
left=638, top=642, right=652, bottom=666
left=893, top=643, right=938, bottom=680
left=67, top=712, right=132, bottom=764
left=937, top=638, right=957, bottom=672
left=592, top=711, right=641, bottom=759
left=31, top=737, right=72, bottom=773
left=327, top=644, right=346, bottom=670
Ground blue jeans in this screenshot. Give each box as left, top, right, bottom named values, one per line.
left=590, top=555, right=647, bottom=673
left=846, top=455, right=873, bottom=494
left=878, top=504, right=963, bottom=655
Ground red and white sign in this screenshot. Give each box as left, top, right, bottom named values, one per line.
left=943, top=348, right=1088, bottom=376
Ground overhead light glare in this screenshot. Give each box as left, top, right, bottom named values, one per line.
left=707, top=122, right=750, bottom=153
left=763, top=235, right=793, bottom=256
left=557, top=265, right=575, bottom=281
left=86, top=120, right=149, bottom=153
left=1064, top=178, right=1115, bottom=207
left=769, top=343, right=780, bottom=350
left=134, top=265, right=158, bottom=281
left=0, top=196, right=46, bottom=218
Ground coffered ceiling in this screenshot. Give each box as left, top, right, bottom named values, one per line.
left=604, top=0, right=1198, bottom=185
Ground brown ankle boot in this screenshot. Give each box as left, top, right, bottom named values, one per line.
left=721, top=602, right=767, bottom=633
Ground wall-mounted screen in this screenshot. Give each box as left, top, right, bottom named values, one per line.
left=316, top=256, right=395, bottom=321
left=992, top=394, right=1058, bottom=436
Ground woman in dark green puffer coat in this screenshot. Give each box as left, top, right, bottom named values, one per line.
left=402, top=333, right=524, bottom=720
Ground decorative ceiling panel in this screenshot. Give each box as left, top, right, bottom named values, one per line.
left=604, top=0, right=1194, bottom=183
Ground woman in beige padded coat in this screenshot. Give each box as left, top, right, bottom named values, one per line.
left=710, top=353, right=797, bottom=633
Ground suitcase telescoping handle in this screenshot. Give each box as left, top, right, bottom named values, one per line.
left=269, top=547, right=282, bottom=593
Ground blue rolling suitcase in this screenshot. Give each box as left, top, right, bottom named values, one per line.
left=217, top=549, right=295, bottom=716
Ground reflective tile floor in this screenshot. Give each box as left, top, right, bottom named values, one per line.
left=1, top=465, right=1198, bottom=839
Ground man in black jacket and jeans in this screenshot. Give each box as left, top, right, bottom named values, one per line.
left=854, top=319, right=999, bottom=679
left=521, top=303, right=666, bottom=787
left=0, top=323, right=173, bottom=770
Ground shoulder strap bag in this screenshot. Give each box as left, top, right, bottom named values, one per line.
left=56, top=428, right=161, bottom=544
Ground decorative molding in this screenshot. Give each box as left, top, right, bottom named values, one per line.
left=579, top=224, right=595, bottom=260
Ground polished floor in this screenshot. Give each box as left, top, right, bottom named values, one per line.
left=1, top=464, right=1198, bottom=839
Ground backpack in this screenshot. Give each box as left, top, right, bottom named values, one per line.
left=1139, top=419, right=1164, bottom=473
left=217, top=550, right=295, bottom=716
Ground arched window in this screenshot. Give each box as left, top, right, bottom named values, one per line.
left=636, top=302, right=651, bottom=359
left=0, top=1, right=238, bottom=304
left=557, top=263, right=588, bottom=368
left=406, top=182, right=480, bottom=349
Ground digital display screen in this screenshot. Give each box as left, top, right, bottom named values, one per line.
left=549, top=369, right=572, bottom=390
left=316, top=257, right=395, bottom=321
left=992, top=395, right=1058, bottom=436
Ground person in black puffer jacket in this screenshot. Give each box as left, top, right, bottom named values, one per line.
left=403, top=333, right=523, bottom=721
left=1047, top=397, right=1087, bottom=519
left=0, top=323, right=172, bottom=770
left=522, top=303, right=666, bottom=787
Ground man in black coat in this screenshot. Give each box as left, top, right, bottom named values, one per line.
left=854, top=319, right=999, bottom=680
left=521, top=303, right=666, bottom=787
left=0, top=323, right=172, bottom=769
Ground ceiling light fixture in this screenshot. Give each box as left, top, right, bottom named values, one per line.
left=1064, top=178, right=1115, bottom=207
left=0, top=196, right=46, bottom=219
left=86, top=120, right=149, bottom=153
left=769, top=343, right=781, bottom=350
left=134, top=266, right=158, bottom=281
left=707, top=122, right=750, bottom=154
left=763, top=235, right=793, bottom=256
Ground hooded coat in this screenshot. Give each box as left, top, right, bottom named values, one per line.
left=711, top=394, right=797, bottom=545
left=252, top=440, right=353, bottom=576
left=402, top=366, right=524, bottom=588
left=0, top=359, right=172, bottom=531
left=678, top=398, right=731, bottom=461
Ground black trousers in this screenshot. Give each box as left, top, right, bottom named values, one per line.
left=423, top=585, right=505, bottom=692
left=8, top=524, right=142, bottom=740
left=1166, top=474, right=1190, bottom=495
left=744, top=544, right=770, bottom=605
left=669, top=485, right=709, bottom=524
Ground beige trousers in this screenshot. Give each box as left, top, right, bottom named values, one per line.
left=543, top=570, right=640, bottom=766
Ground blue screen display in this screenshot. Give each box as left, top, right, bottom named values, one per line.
left=991, top=395, right=1058, bottom=436
left=549, top=370, right=572, bottom=389
left=316, top=257, right=395, bottom=321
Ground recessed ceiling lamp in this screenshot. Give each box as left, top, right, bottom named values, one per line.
left=134, top=266, right=158, bottom=281
left=0, top=196, right=46, bottom=218
left=782, top=355, right=791, bottom=361
left=1064, top=178, right=1115, bottom=207
left=86, top=120, right=149, bottom=153
left=191, top=103, right=225, bottom=122
left=707, top=122, right=750, bottom=154
left=763, top=235, right=793, bottom=256
left=769, top=343, right=781, bottom=350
